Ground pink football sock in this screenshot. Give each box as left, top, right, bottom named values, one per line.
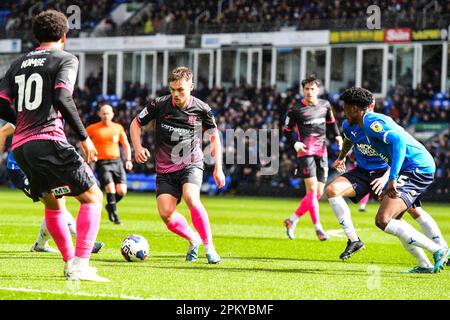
left=75, top=203, right=101, bottom=259
left=190, top=205, right=212, bottom=245
left=306, top=191, right=320, bottom=225
left=294, top=197, right=310, bottom=217
left=44, top=208, right=74, bottom=262
left=360, top=194, right=370, bottom=206
left=166, top=211, right=196, bottom=241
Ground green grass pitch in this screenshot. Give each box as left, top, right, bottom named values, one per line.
left=0, top=187, right=449, bottom=300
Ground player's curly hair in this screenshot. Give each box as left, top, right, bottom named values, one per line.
left=301, top=75, right=321, bottom=88
left=340, top=87, right=374, bottom=110
left=32, top=10, right=69, bottom=43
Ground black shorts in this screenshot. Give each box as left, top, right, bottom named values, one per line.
left=395, top=171, right=433, bottom=209
left=156, top=165, right=204, bottom=204
left=95, top=158, right=126, bottom=188
left=12, top=140, right=97, bottom=202
left=342, top=167, right=388, bottom=203
left=296, top=156, right=328, bottom=183
left=7, top=168, right=32, bottom=199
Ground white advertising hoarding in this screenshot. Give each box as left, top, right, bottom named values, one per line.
left=66, top=35, right=185, bottom=52
left=202, top=30, right=330, bottom=48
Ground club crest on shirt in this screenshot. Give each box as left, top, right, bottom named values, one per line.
left=188, top=115, right=196, bottom=125
left=370, top=121, right=383, bottom=132
left=113, top=134, right=119, bottom=143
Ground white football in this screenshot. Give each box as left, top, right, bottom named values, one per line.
left=120, top=234, right=149, bottom=262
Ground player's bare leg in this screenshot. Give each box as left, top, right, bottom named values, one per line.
left=377, top=196, right=448, bottom=273
left=326, top=176, right=365, bottom=259
left=183, top=183, right=220, bottom=263
left=157, top=194, right=201, bottom=262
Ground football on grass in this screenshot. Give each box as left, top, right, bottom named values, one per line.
left=120, top=234, right=149, bottom=262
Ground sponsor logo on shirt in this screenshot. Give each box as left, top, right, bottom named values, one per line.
left=51, top=185, right=71, bottom=196
left=356, top=143, right=388, bottom=163
left=303, top=119, right=325, bottom=125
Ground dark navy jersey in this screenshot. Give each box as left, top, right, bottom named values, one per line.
left=0, top=45, right=78, bottom=150
left=136, top=94, right=217, bottom=174
left=283, top=98, right=336, bottom=157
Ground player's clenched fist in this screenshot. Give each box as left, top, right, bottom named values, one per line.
left=135, top=147, right=150, bottom=163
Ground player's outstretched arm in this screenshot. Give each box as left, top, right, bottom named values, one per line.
left=209, top=129, right=225, bottom=189
left=130, top=118, right=150, bottom=163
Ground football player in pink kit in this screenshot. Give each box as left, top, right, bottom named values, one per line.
left=130, top=67, right=225, bottom=263
left=283, top=76, right=343, bottom=241
left=0, top=10, right=108, bottom=282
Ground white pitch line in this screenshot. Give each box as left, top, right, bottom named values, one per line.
left=325, top=229, right=346, bottom=238
left=0, top=286, right=163, bottom=300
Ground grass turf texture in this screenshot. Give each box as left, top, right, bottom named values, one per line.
left=0, top=187, right=449, bottom=300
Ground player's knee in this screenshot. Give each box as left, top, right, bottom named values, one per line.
left=325, top=184, right=338, bottom=198
left=183, top=193, right=201, bottom=208
left=407, top=207, right=421, bottom=219
left=375, top=215, right=389, bottom=230
left=159, top=208, right=176, bottom=224
left=89, top=185, right=103, bottom=204
left=116, top=189, right=127, bottom=197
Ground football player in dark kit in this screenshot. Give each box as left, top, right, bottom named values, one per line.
left=283, top=76, right=343, bottom=241
left=0, top=10, right=108, bottom=282
left=130, top=67, right=225, bottom=264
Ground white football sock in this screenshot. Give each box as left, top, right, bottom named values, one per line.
left=329, top=196, right=358, bottom=241
left=36, top=218, right=51, bottom=247
left=415, top=212, right=447, bottom=247
left=399, top=238, right=433, bottom=268
left=289, top=213, right=300, bottom=224
left=64, top=210, right=77, bottom=238
left=73, top=256, right=90, bottom=269
left=204, top=244, right=216, bottom=255
left=313, top=222, right=323, bottom=231
left=384, top=219, right=443, bottom=254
